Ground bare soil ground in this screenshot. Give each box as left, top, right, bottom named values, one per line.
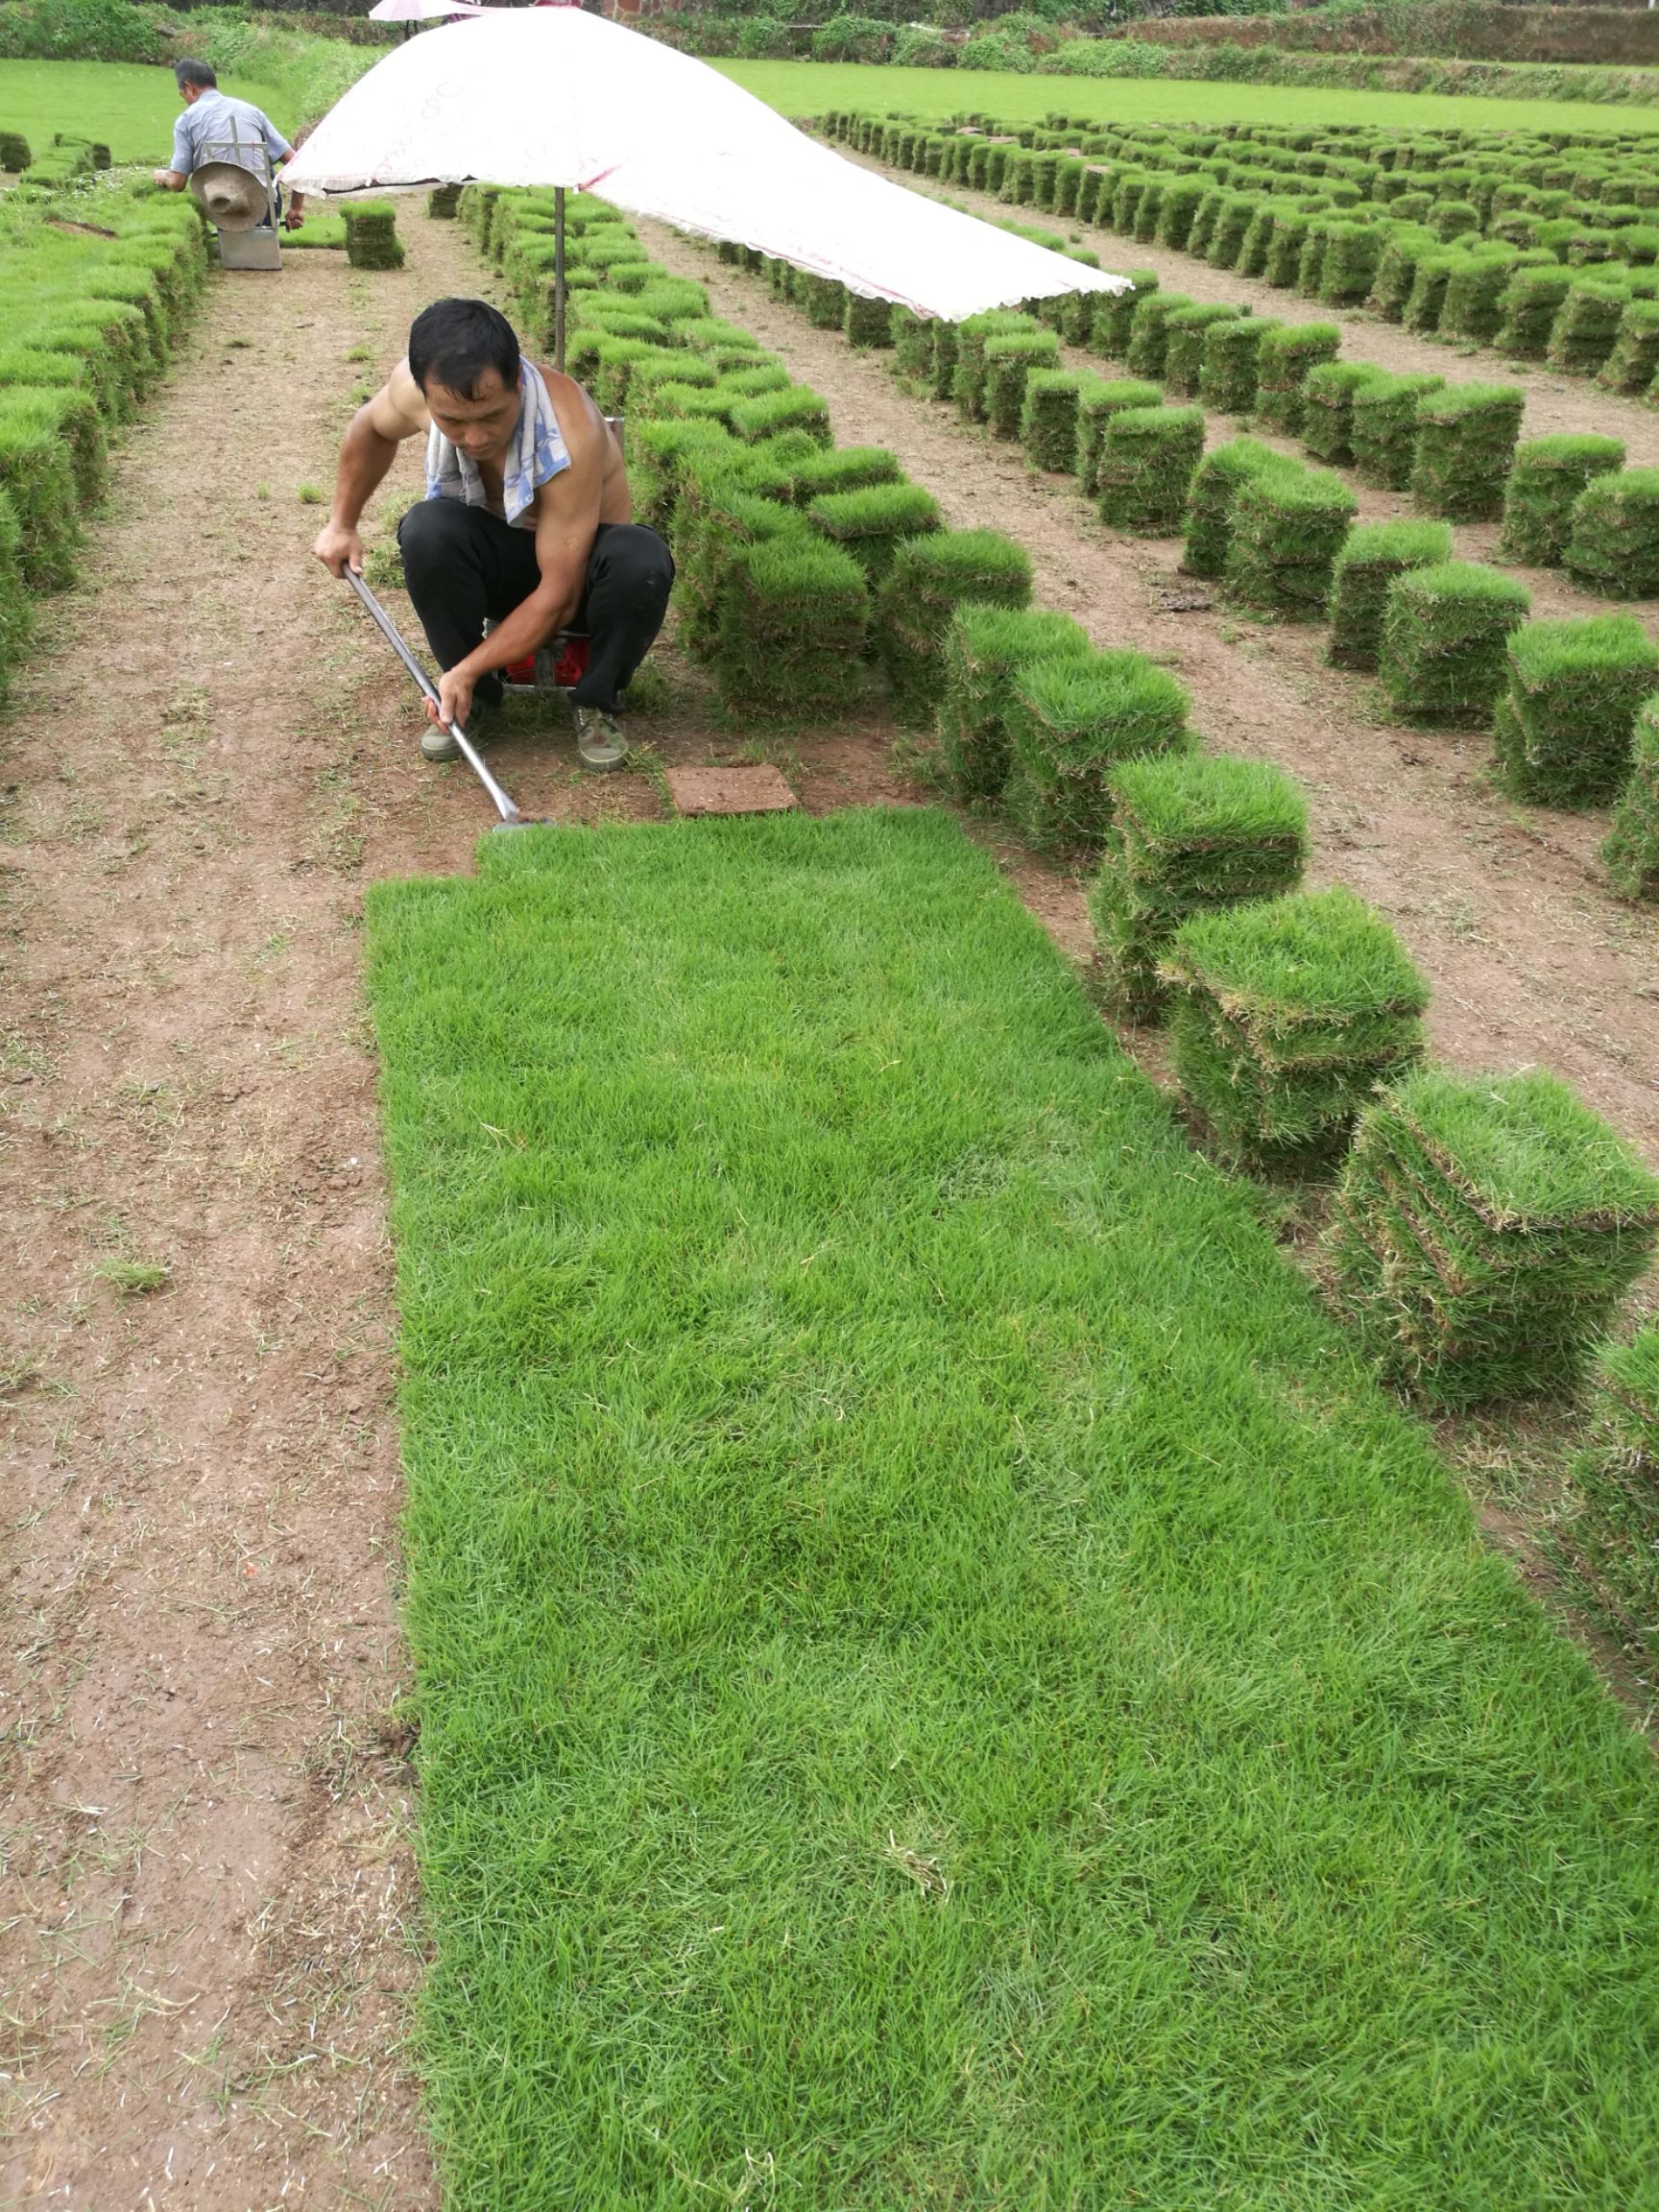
left=6, top=184, right=1657, bottom=2210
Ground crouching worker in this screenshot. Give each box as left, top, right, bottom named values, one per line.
left=312, top=297, right=673, bottom=772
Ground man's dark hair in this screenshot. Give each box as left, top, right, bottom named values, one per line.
left=408, top=299, right=520, bottom=400
left=173, top=58, right=217, bottom=92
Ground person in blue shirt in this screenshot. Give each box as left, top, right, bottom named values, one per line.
left=152, top=59, right=303, bottom=228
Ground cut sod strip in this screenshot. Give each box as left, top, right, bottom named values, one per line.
left=368, top=811, right=1659, bottom=2206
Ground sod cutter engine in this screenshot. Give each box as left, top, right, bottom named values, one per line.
left=344, top=568, right=532, bottom=830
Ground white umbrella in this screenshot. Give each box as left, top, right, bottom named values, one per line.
left=285, top=5, right=1126, bottom=350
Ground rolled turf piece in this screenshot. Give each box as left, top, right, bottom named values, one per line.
left=1075, top=376, right=1164, bottom=497
left=1494, top=613, right=1659, bottom=807
left=1003, top=648, right=1194, bottom=856
left=0, top=390, right=81, bottom=589
left=0, top=487, right=30, bottom=699
left=845, top=293, right=895, bottom=349
left=1165, top=304, right=1247, bottom=398
left=1198, top=314, right=1279, bottom=416
left=1496, top=433, right=1626, bottom=565
left=930, top=320, right=959, bottom=399
left=1161, top=885, right=1430, bottom=1171
left=937, top=603, right=1094, bottom=799
left=1550, top=1331, right=1659, bottom=1671
left=1223, top=464, right=1358, bottom=619
left=1095, top=405, right=1206, bottom=535
left=1494, top=264, right=1575, bottom=360
left=1301, top=361, right=1381, bottom=469
left=1599, top=298, right=1659, bottom=394
left=1092, top=269, right=1157, bottom=361
left=1090, top=752, right=1310, bottom=1021
left=1155, top=179, right=1208, bottom=252
left=1182, top=438, right=1293, bottom=581
left=426, top=182, right=461, bottom=219
left=1124, top=292, right=1195, bottom=380
left=1254, top=321, right=1340, bottom=437
left=1564, top=468, right=1659, bottom=597
left=1602, top=698, right=1659, bottom=899
left=983, top=330, right=1062, bottom=439
left=1331, top=1067, right=1659, bottom=1408
left=1380, top=562, right=1532, bottom=726
left=1408, top=384, right=1527, bottom=521
left=806, top=481, right=943, bottom=580
left=715, top=536, right=868, bottom=719
left=1547, top=278, right=1629, bottom=375
left=874, top=527, right=1032, bottom=723
left=1350, top=371, right=1444, bottom=491
left=1327, top=518, right=1455, bottom=671
left=1020, top=369, right=1088, bottom=473
left=342, top=202, right=404, bottom=271
left=953, top=310, right=1040, bottom=423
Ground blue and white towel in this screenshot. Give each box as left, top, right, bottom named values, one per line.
left=423, top=359, right=570, bottom=530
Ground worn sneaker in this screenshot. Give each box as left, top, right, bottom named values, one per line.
left=421, top=698, right=493, bottom=764
left=574, top=704, right=629, bottom=773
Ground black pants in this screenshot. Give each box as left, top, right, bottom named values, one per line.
left=397, top=501, right=674, bottom=714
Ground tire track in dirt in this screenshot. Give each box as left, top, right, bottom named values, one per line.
left=638, top=218, right=1659, bottom=1180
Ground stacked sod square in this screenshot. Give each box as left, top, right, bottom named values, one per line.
left=937, top=605, right=1094, bottom=800
left=1602, top=698, right=1659, bottom=899
left=875, top=530, right=1034, bottom=723
left=1494, top=615, right=1659, bottom=807
left=1409, top=385, right=1526, bottom=521
left=342, top=202, right=405, bottom=271
left=1564, top=469, right=1659, bottom=598
left=1096, top=406, right=1206, bottom=534
left=1327, top=520, right=1454, bottom=671
left=1089, top=754, right=1310, bottom=1020
left=1003, top=647, right=1194, bottom=855
left=1380, top=564, right=1532, bottom=726
left=1223, top=463, right=1358, bottom=619
left=1552, top=1332, right=1659, bottom=1668
left=1497, top=435, right=1626, bottom=566
left=1161, top=886, right=1430, bottom=1170
left=1182, top=439, right=1291, bottom=581
left=1332, top=1069, right=1659, bottom=1407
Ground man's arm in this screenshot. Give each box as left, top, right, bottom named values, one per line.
left=428, top=397, right=605, bottom=731
left=312, top=360, right=427, bottom=577
left=153, top=112, right=192, bottom=190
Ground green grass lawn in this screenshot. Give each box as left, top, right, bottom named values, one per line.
left=719, top=57, right=1659, bottom=137
left=0, top=60, right=297, bottom=164
left=369, top=807, right=1659, bottom=2209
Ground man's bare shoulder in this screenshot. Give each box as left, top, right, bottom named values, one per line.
left=531, top=362, right=615, bottom=446
left=379, top=357, right=431, bottom=436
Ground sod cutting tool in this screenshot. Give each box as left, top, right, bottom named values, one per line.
left=344, top=569, right=529, bottom=830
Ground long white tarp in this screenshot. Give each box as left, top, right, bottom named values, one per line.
left=286, top=8, right=1128, bottom=319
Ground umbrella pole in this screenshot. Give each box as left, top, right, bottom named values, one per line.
left=554, top=184, right=566, bottom=374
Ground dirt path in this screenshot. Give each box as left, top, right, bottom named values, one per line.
left=838, top=140, right=1659, bottom=469
left=639, top=219, right=1659, bottom=1184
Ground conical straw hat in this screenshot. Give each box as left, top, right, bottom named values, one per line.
left=189, top=160, right=270, bottom=232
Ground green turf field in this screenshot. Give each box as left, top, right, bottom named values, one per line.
left=718, top=57, right=1659, bottom=136
left=370, top=806, right=1659, bottom=2209
left=0, top=59, right=292, bottom=165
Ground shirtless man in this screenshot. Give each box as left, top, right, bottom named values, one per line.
left=312, top=296, right=673, bottom=772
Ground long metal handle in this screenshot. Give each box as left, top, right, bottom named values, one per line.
left=344, top=567, right=522, bottom=826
